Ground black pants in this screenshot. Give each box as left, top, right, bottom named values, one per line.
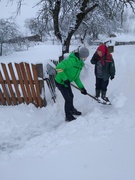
left=55, top=81, right=74, bottom=116
left=96, top=77, right=109, bottom=91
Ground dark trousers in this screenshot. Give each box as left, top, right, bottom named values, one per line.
left=55, top=81, right=74, bottom=116
left=96, top=77, right=109, bottom=91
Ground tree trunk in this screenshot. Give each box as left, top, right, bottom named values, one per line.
left=59, top=36, right=71, bottom=62
left=0, top=43, right=2, bottom=56
left=54, top=2, right=98, bottom=61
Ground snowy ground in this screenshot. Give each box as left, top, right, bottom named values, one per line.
left=0, top=35, right=135, bottom=180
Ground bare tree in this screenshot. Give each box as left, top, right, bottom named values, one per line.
left=0, top=19, right=21, bottom=56
left=76, top=3, right=121, bottom=43
left=8, top=0, right=135, bottom=59
left=25, top=18, right=47, bottom=41
left=37, top=0, right=98, bottom=59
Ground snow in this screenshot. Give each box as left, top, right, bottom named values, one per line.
left=0, top=34, right=135, bottom=180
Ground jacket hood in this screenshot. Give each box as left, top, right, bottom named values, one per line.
left=69, top=52, right=78, bottom=58
left=97, top=44, right=108, bottom=57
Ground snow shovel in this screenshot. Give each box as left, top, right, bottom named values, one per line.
left=71, top=83, right=111, bottom=105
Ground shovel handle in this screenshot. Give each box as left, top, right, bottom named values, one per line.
left=71, top=84, right=96, bottom=100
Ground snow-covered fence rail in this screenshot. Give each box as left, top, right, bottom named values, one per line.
left=115, top=41, right=135, bottom=46
left=0, top=63, right=47, bottom=107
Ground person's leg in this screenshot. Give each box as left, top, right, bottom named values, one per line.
left=64, top=84, right=74, bottom=115
left=95, top=77, right=102, bottom=98
left=101, top=79, right=109, bottom=92
left=55, top=81, right=76, bottom=121
left=67, top=84, right=81, bottom=115
left=101, top=80, right=109, bottom=101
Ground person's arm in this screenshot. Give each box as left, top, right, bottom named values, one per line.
left=90, top=53, right=99, bottom=64
left=109, top=58, right=116, bottom=79
left=56, top=61, right=68, bottom=81
left=74, top=78, right=87, bottom=95
left=74, top=77, right=84, bottom=89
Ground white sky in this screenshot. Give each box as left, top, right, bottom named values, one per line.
left=0, top=0, right=39, bottom=32
left=0, top=34, right=135, bottom=180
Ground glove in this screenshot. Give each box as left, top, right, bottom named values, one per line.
left=64, top=80, right=70, bottom=86
left=81, top=87, right=87, bottom=95
left=110, top=76, right=114, bottom=80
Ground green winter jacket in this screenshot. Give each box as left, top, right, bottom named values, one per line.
left=55, top=53, right=85, bottom=89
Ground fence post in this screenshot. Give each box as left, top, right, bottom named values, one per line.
left=36, top=64, right=47, bottom=107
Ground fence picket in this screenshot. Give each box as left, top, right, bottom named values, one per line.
left=15, top=63, right=29, bottom=104
left=32, top=64, right=42, bottom=108
left=20, top=62, right=33, bottom=103
left=0, top=88, right=6, bottom=105
left=0, top=70, right=11, bottom=105
left=25, top=63, right=39, bottom=107
left=1, top=63, right=17, bottom=105
left=8, top=63, right=23, bottom=104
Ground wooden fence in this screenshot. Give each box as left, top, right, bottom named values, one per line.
left=0, top=62, right=47, bottom=108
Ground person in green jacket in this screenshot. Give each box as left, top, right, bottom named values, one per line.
left=55, top=47, right=89, bottom=122
left=90, top=44, right=115, bottom=103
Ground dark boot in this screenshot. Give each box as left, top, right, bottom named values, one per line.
left=65, top=114, right=76, bottom=122
left=71, top=108, right=82, bottom=116
left=101, top=91, right=110, bottom=102
left=95, top=89, right=100, bottom=98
